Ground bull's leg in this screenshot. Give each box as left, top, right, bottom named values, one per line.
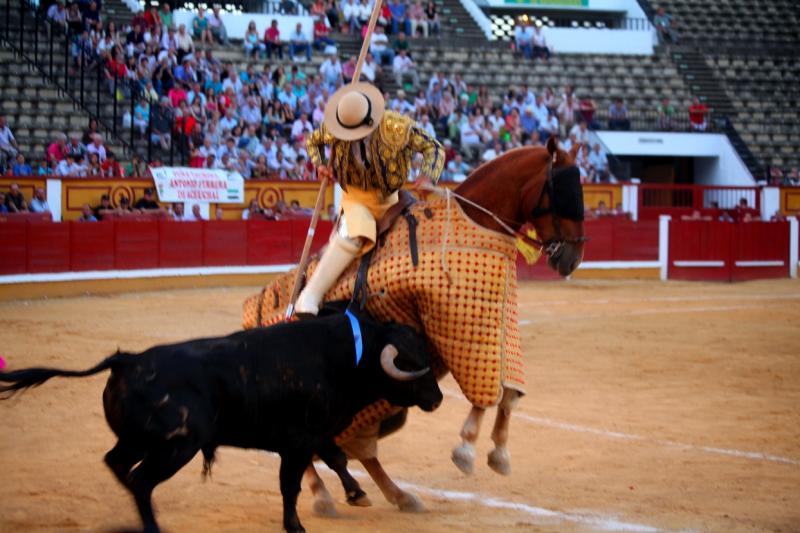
left=304, top=464, right=338, bottom=517
left=279, top=450, right=314, bottom=533
left=104, top=439, right=144, bottom=489
left=317, top=440, right=371, bottom=507
left=451, top=406, right=485, bottom=475
left=487, top=388, right=521, bottom=476
left=360, top=457, right=424, bottom=512
left=126, top=440, right=200, bottom=533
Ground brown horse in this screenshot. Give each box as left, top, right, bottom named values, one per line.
left=242, top=137, right=585, bottom=514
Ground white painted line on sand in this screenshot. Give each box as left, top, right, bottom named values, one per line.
left=518, top=292, right=800, bottom=308
left=441, top=390, right=799, bottom=466
left=322, top=466, right=663, bottom=532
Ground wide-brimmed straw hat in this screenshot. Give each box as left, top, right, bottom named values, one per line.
left=323, top=82, right=385, bottom=141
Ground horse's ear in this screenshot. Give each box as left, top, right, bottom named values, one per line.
left=546, top=136, right=558, bottom=156
left=568, top=142, right=580, bottom=160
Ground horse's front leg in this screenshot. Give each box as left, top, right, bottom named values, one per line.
left=451, top=405, right=486, bottom=475
left=304, top=464, right=338, bottom=517
left=360, top=457, right=425, bottom=512
left=487, top=388, right=521, bottom=475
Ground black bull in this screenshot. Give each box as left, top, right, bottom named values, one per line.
left=0, top=309, right=443, bottom=533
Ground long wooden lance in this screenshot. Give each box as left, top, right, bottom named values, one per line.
left=285, top=0, right=385, bottom=320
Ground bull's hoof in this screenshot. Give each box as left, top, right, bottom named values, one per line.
left=487, top=447, right=511, bottom=476
left=346, top=490, right=372, bottom=507
left=312, top=494, right=338, bottom=517
left=451, top=443, right=475, bottom=475
left=396, top=491, right=425, bottom=513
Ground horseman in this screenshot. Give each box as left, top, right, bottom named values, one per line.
left=294, top=81, right=445, bottom=316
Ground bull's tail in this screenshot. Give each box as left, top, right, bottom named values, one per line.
left=0, top=352, right=128, bottom=397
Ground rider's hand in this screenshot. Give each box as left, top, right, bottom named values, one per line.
left=317, top=165, right=333, bottom=182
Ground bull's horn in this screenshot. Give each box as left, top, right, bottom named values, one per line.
left=380, top=344, right=429, bottom=382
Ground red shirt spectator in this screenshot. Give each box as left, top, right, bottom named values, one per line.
left=314, top=20, right=329, bottom=39
left=689, top=97, right=709, bottom=131
left=46, top=137, right=67, bottom=164
left=106, top=57, right=127, bottom=79
left=168, top=86, right=188, bottom=108
left=265, top=25, right=280, bottom=43
left=102, top=157, right=124, bottom=177
left=144, top=7, right=161, bottom=30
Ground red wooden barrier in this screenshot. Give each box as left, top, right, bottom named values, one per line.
left=730, top=222, right=789, bottom=281
left=159, top=221, right=204, bottom=268
left=204, top=221, right=248, bottom=266
left=668, top=220, right=789, bottom=281
left=70, top=221, right=115, bottom=271
left=115, top=220, right=160, bottom=270
left=247, top=220, right=295, bottom=265
left=0, top=222, right=28, bottom=275
left=27, top=222, right=70, bottom=273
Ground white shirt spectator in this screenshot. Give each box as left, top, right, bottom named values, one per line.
left=87, top=143, right=107, bottom=162
left=361, top=58, right=378, bottom=82
left=342, top=0, right=358, bottom=21
left=291, top=117, right=313, bottom=140
left=569, top=123, right=590, bottom=145
left=460, top=121, right=482, bottom=145
left=588, top=149, right=608, bottom=172
left=482, top=147, right=501, bottom=161
left=488, top=114, right=505, bottom=134
left=532, top=28, right=547, bottom=47
left=56, top=159, right=82, bottom=176
left=0, top=124, right=15, bottom=152
left=418, top=117, right=436, bottom=138
left=30, top=197, right=50, bottom=213
left=290, top=28, right=308, bottom=43
left=392, top=54, right=413, bottom=74
left=370, top=32, right=389, bottom=54
left=532, top=100, right=549, bottom=125
left=47, top=3, right=66, bottom=24
left=219, top=114, right=238, bottom=132
left=240, top=104, right=262, bottom=126
left=319, top=57, right=343, bottom=86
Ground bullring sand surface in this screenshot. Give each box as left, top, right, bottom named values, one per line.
left=0, top=279, right=798, bottom=532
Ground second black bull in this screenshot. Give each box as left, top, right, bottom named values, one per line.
left=0, top=306, right=443, bottom=533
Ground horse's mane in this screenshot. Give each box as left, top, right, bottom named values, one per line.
left=457, top=145, right=549, bottom=191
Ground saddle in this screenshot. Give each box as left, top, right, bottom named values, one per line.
left=351, top=189, right=419, bottom=310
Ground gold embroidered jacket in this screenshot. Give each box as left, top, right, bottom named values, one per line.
left=306, top=111, right=445, bottom=196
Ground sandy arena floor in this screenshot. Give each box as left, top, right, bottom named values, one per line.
left=0, top=279, right=798, bottom=532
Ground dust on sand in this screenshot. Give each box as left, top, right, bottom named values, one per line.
left=1, top=279, right=798, bottom=532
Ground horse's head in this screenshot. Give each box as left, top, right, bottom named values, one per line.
left=524, top=137, right=586, bottom=276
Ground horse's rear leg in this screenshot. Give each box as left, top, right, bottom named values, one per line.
left=304, top=464, right=338, bottom=517
left=452, top=406, right=485, bottom=475
left=487, top=388, right=521, bottom=476
left=361, top=457, right=425, bottom=512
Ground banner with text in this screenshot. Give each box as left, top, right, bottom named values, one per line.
left=151, top=167, right=245, bottom=203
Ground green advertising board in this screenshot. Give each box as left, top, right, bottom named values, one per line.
left=503, top=0, right=589, bottom=6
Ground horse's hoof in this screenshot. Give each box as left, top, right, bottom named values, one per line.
left=312, top=494, right=338, bottom=517
left=487, top=447, right=511, bottom=476
left=347, top=491, right=372, bottom=507
left=396, top=491, right=425, bottom=513
left=451, top=443, right=475, bottom=475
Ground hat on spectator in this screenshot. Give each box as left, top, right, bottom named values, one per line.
left=324, top=82, right=384, bottom=141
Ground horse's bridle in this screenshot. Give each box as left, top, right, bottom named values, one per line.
left=523, top=160, right=590, bottom=257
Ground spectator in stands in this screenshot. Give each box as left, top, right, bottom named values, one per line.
left=389, top=0, right=412, bottom=36
left=157, top=2, right=173, bottom=29
left=313, top=15, right=336, bottom=50
left=126, top=154, right=147, bottom=178
left=289, top=23, right=312, bottom=62
left=77, top=203, right=98, bottom=222
left=578, top=97, right=600, bottom=130
left=134, top=188, right=161, bottom=212
left=47, top=133, right=68, bottom=165
left=342, top=0, right=360, bottom=34
left=482, top=141, right=504, bottom=162
left=409, top=0, right=428, bottom=38
left=460, top=115, right=485, bottom=161
left=653, top=6, right=678, bottom=44
left=65, top=2, right=83, bottom=34
left=152, top=98, right=173, bottom=150
left=393, top=49, right=421, bottom=91
left=319, top=51, right=343, bottom=91
left=189, top=204, right=205, bottom=221
left=445, top=153, right=471, bottom=182
left=103, top=152, right=124, bottom=178
left=557, top=94, right=579, bottom=136
left=242, top=198, right=263, bottom=220
left=86, top=152, right=104, bottom=177
left=569, top=119, right=590, bottom=146
left=263, top=19, right=285, bottom=60
left=520, top=106, right=538, bottom=139
left=0, top=116, right=18, bottom=165
left=607, top=98, right=630, bottom=130
left=531, top=25, right=550, bottom=61
left=587, top=143, right=610, bottom=182
left=209, top=6, right=229, bottom=45
left=0, top=192, right=6, bottom=213
left=370, top=25, right=394, bottom=66
left=87, top=134, right=107, bottom=162
left=355, top=0, right=371, bottom=29
left=4, top=183, right=29, bottom=212
left=47, top=1, right=67, bottom=31
left=244, top=21, right=266, bottom=58
left=540, top=108, right=559, bottom=141
left=425, top=0, right=441, bottom=37
left=12, top=153, right=32, bottom=176
left=176, top=24, right=195, bottom=63
left=688, top=96, right=709, bottom=131
left=56, top=153, right=82, bottom=176
left=144, top=5, right=161, bottom=30
left=29, top=188, right=51, bottom=214
left=657, top=97, right=676, bottom=130
left=514, top=19, right=534, bottom=60
left=92, top=194, right=112, bottom=220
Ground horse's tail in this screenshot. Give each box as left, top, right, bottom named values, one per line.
left=0, top=352, right=128, bottom=397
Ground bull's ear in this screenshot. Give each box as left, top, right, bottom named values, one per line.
left=380, top=344, right=429, bottom=381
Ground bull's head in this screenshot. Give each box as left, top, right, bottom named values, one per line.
left=377, top=324, right=443, bottom=413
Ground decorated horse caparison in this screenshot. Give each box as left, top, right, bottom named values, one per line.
left=243, top=137, right=586, bottom=513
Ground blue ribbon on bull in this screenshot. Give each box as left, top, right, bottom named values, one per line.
left=345, top=308, right=363, bottom=366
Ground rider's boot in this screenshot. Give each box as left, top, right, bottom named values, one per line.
left=295, top=233, right=361, bottom=317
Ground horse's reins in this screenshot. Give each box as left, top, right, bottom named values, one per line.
left=423, top=160, right=589, bottom=258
